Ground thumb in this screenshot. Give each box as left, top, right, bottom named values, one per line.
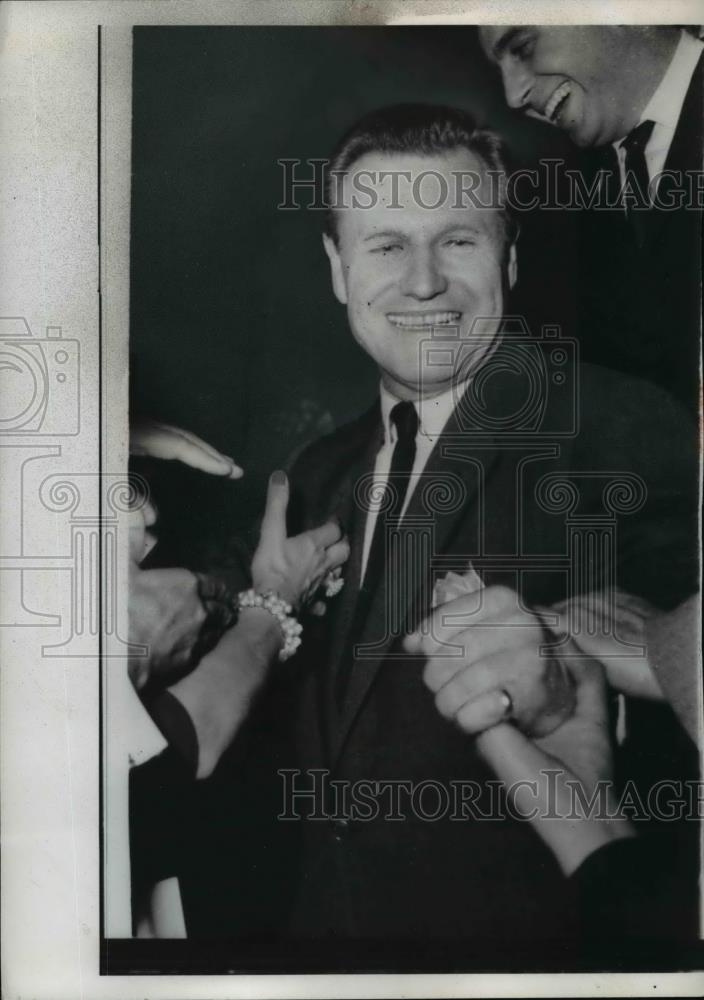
left=127, top=505, right=157, bottom=565
left=259, top=470, right=289, bottom=550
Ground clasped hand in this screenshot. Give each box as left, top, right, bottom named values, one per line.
left=406, top=583, right=632, bottom=872
left=405, top=584, right=576, bottom=738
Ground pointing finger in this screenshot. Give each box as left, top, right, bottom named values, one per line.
left=130, top=421, right=243, bottom=478
left=165, top=425, right=244, bottom=478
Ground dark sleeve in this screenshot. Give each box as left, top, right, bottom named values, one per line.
left=129, top=747, right=196, bottom=930
left=576, top=368, right=699, bottom=610
left=571, top=831, right=700, bottom=942
left=142, top=690, right=199, bottom=776
left=646, top=597, right=701, bottom=745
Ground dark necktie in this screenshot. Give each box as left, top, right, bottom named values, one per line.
left=598, top=142, right=623, bottom=210
left=335, top=400, right=418, bottom=708
left=621, top=119, right=655, bottom=243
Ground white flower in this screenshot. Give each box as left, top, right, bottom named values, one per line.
left=324, top=573, right=345, bottom=598
left=431, top=563, right=484, bottom=608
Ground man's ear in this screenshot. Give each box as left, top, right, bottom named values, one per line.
left=507, top=241, right=518, bottom=290
left=322, top=233, right=348, bottom=305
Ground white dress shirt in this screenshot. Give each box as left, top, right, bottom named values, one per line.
left=613, top=29, right=703, bottom=192
left=360, top=381, right=466, bottom=580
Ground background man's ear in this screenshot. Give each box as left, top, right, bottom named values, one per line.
left=507, top=242, right=518, bottom=290
left=322, top=233, right=348, bottom=305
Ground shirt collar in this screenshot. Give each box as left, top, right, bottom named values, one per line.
left=639, top=29, right=703, bottom=132
left=379, top=380, right=466, bottom=445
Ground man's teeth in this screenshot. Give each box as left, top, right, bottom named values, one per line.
left=545, top=81, right=571, bottom=122
left=387, top=311, right=461, bottom=328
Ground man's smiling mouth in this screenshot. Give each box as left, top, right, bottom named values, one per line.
left=543, top=80, right=572, bottom=124
left=386, top=311, right=462, bottom=329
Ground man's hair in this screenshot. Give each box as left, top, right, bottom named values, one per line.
left=324, top=102, right=517, bottom=249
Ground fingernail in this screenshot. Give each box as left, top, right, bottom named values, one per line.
left=271, top=470, right=287, bottom=486
left=229, top=464, right=244, bottom=479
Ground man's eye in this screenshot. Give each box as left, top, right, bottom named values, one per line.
left=371, top=243, right=402, bottom=254
left=512, top=38, right=534, bottom=60
left=445, top=238, right=476, bottom=248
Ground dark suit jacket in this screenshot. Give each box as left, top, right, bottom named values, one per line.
left=575, top=51, right=703, bottom=416
left=130, top=354, right=699, bottom=963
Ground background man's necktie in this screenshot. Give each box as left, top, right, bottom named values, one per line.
left=621, top=119, right=656, bottom=244
left=599, top=142, right=623, bottom=209
left=335, top=400, right=418, bottom=708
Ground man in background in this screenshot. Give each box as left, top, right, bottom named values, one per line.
left=480, top=25, right=702, bottom=418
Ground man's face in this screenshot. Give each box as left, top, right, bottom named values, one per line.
left=323, top=150, right=516, bottom=401
left=479, top=26, right=642, bottom=147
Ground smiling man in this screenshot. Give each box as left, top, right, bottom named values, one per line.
left=479, top=26, right=694, bottom=149
left=131, top=104, right=699, bottom=958
left=316, top=109, right=578, bottom=731
left=323, top=142, right=515, bottom=401
left=479, top=25, right=703, bottom=416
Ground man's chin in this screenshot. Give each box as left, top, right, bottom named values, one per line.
left=381, top=369, right=449, bottom=401
left=568, top=124, right=595, bottom=148
left=558, top=103, right=594, bottom=147
left=416, top=370, right=463, bottom=400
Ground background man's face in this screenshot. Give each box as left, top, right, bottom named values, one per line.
left=324, top=149, right=514, bottom=401
left=480, top=26, right=640, bottom=147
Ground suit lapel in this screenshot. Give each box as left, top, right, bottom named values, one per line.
left=319, top=408, right=384, bottom=737
left=664, top=51, right=703, bottom=176
left=329, top=389, right=501, bottom=766
left=644, top=51, right=703, bottom=245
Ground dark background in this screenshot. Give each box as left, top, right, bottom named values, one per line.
left=130, top=26, right=578, bottom=564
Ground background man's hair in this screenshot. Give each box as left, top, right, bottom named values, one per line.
left=324, top=102, right=517, bottom=249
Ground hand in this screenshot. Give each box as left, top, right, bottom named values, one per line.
left=130, top=419, right=243, bottom=479
left=124, top=422, right=244, bottom=697
left=543, top=590, right=662, bottom=700
left=128, top=564, right=207, bottom=691
left=127, top=495, right=159, bottom=566
left=251, top=470, right=350, bottom=610
left=126, top=469, right=209, bottom=688
left=405, top=585, right=576, bottom=738
left=476, top=651, right=634, bottom=875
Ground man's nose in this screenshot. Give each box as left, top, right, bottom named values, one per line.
left=501, top=60, right=533, bottom=110
left=400, top=248, right=448, bottom=300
